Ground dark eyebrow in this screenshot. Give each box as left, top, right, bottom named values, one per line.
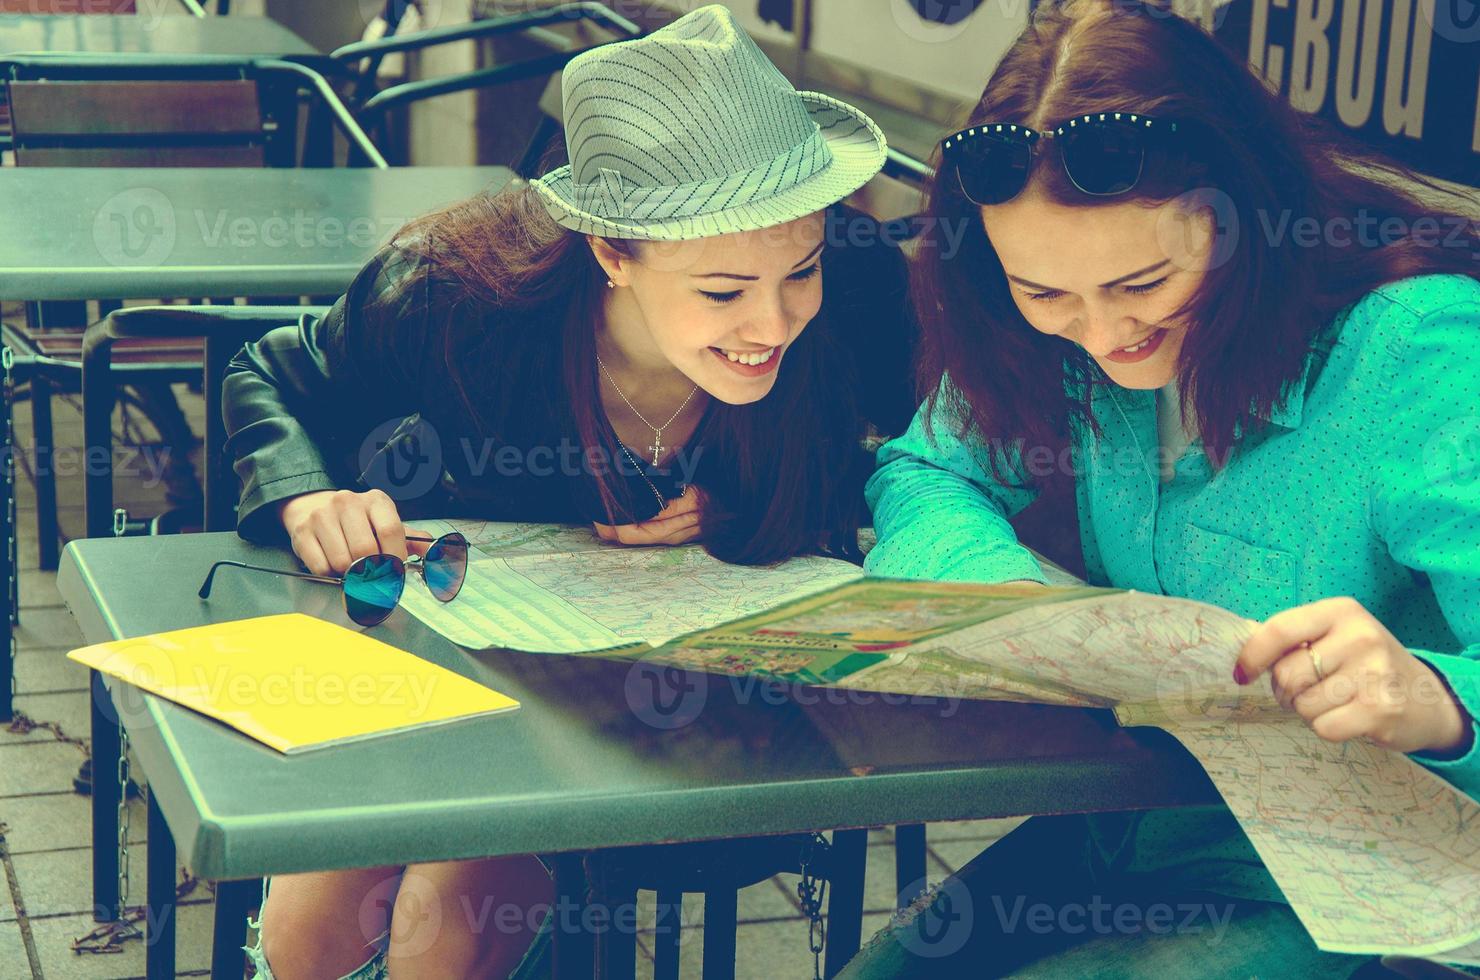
left=694, top=242, right=825, bottom=280
left=1006, top=259, right=1172, bottom=292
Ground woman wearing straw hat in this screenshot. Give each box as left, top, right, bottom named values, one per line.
left=225, top=6, right=914, bottom=978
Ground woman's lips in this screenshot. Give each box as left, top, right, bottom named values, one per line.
left=1104, top=328, right=1168, bottom=364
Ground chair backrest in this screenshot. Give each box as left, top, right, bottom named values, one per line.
left=7, top=78, right=265, bottom=167
left=0, top=55, right=387, bottom=169
left=1, top=56, right=270, bottom=167
left=0, top=0, right=136, bottom=9
left=83, top=304, right=330, bottom=536
left=331, top=3, right=642, bottom=167
left=0, top=0, right=142, bottom=136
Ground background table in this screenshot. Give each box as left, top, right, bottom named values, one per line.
left=0, top=13, right=317, bottom=57
left=0, top=163, right=514, bottom=937
left=0, top=165, right=515, bottom=300
left=59, top=532, right=1222, bottom=978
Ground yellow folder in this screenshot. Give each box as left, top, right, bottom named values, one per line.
left=68, top=613, right=519, bottom=754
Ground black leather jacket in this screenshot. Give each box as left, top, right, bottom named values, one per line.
left=223, top=207, right=919, bottom=544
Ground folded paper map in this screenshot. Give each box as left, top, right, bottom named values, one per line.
left=396, top=520, right=1479, bottom=965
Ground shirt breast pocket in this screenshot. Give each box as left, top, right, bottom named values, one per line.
left=1180, top=523, right=1298, bottom=618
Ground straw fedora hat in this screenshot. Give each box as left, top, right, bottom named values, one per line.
left=533, top=4, right=888, bottom=241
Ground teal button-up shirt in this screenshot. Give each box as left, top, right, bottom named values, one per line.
left=864, top=274, right=1480, bottom=899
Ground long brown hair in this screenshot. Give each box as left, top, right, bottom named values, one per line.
left=914, top=0, right=1480, bottom=484
left=386, top=181, right=867, bottom=566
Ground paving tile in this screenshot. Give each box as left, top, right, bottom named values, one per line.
left=848, top=835, right=1000, bottom=915
left=743, top=875, right=804, bottom=921
left=0, top=917, right=36, bottom=979
left=56, top=507, right=87, bottom=550
left=0, top=742, right=92, bottom=797
left=8, top=844, right=133, bottom=924
left=24, top=898, right=215, bottom=980
left=13, top=532, right=41, bottom=572
left=13, top=607, right=85, bottom=654
left=864, top=841, right=910, bottom=914
left=1, top=692, right=92, bottom=747
left=730, top=919, right=828, bottom=977
left=8, top=846, right=206, bottom=923
left=1, top=857, right=13, bottom=923
left=635, top=912, right=893, bottom=979
left=0, top=792, right=146, bottom=857
left=632, top=874, right=800, bottom=933
left=13, top=648, right=92, bottom=696
left=928, top=837, right=993, bottom=878
left=18, top=569, right=61, bottom=610
left=927, top=817, right=1026, bottom=844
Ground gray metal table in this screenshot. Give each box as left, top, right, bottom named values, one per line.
left=0, top=166, right=515, bottom=300
left=58, top=532, right=1222, bottom=979
left=0, top=163, right=514, bottom=948
left=0, top=13, right=317, bottom=57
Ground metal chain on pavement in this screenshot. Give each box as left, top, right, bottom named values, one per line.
left=3, top=711, right=89, bottom=753
left=3, top=347, right=16, bottom=705
left=796, top=832, right=831, bottom=980
left=0, top=354, right=197, bottom=957
left=71, top=867, right=201, bottom=955
left=112, top=509, right=138, bottom=934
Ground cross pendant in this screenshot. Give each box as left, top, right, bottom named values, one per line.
left=648, top=431, right=662, bottom=466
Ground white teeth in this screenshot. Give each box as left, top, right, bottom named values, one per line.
left=1116, top=331, right=1158, bottom=354
left=721, top=347, right=776, bottom=366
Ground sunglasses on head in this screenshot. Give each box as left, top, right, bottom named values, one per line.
left=198, top=531, right=469, bottom=627
left=941, top=112, right=1182, bottom=206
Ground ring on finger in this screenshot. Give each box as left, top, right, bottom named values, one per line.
left=1304, top=643, right=1325, bottom=682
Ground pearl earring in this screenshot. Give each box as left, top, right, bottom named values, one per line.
left=606, top=279, right=616, bottom=289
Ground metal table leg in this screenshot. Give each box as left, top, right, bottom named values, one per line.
left=29, top=375, right=58, bottom=571
left=90, top=670, right=120, bottom=921
left=589, top=854, right=637, bottom=980
left=823, top=829, right=867, bottom=978
left=146, top=788, right=177, bottom=980
left=894, top=823, right=928, bottom=909
left=702, top=885, right=738, bottom=980
left=212, top=878, right=258, bottom=980
left=549, top=852, right=594, bottom=980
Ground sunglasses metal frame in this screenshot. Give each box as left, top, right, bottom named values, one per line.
left=197, top=531, right=470, bottom=627
left=941, top=112, right=1180, bottom=204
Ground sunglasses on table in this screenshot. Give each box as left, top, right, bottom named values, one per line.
left=941, top=112, right=1183, bottom=206
left=198, top=532, right=469, bottom=627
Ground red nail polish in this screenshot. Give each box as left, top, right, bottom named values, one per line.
left=1233, top=664, right=1248, bottom=686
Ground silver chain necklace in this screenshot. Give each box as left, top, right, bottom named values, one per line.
left=615, top=440, right=669, bottom=512
left=597, top=355, right=699, bottom=466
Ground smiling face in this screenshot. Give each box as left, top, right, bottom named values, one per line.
left=591, top=213, right=827, bottom=405
left=980, top=190, right=1214, bottom=390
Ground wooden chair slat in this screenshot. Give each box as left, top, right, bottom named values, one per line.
left=15, top=144, right=266, bottom=167
left=8, top=81, right=262, bottom=137
left=0, top=0, right=135, bottom=10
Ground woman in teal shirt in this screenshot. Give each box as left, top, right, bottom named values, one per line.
left=846, top=0, right=1480, bottom=975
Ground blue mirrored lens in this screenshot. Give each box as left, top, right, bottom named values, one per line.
left=344, top=554, right=405, bottom=626
left=424, top=533, right=468, bottom=603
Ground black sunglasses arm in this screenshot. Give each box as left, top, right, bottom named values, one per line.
left=198, top=560, right=343, bottom=599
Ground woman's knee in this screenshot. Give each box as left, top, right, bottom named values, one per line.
left=386, top=855, right=553, bottom=979
left=258, top=865, right=404, bottom=980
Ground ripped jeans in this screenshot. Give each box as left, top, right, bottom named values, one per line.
left=242, top=874, right=554, bottom=979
